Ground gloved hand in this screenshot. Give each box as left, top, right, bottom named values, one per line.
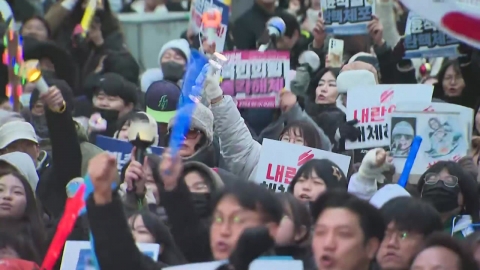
left=339, top=119, right=361, bottom=141
left=290, top=66, right=311, bottom=97
left=228, top=226, right=274, bottom=270
left=203, top=72, right=223, bottom=104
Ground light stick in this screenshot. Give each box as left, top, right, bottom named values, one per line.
left=2, top=26, right=24, bottom=111
left=201, top=8, right=222, bottom=45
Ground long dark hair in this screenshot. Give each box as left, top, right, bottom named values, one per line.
left=279, top=120, right=323, bottom=149
left=0, top=171, right=46, bottom=262
left=307, top=67, right=341, bottom=103
left=276, top=193, right=311, bottom=244
left=128, top=210, right=186, bottom=266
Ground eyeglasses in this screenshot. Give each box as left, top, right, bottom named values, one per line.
left=424, top=172, right=458, bottom=187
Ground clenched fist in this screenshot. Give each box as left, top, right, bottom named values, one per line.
left=88, top=153, right=118, bottom=204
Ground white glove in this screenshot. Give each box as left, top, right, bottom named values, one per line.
left=203, top=74, right=223, bottom=103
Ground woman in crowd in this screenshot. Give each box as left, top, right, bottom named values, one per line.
left=288, top=158, right=347, bottom=203
left=0, top=171, right=45, bottom=264
left=418, top=161, right=479, bottom=239
left=20, top=15, right=51, bottom=41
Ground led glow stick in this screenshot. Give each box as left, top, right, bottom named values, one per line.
left=80, top=0, right=98, bottom=38
left=40, top=184, right=85, bottom=270
left=169, top=49, right=208, bottom=157
left=201, top=8, right=222, bottom=45
left=397, top=136, right=422, bottom=188
left=2, top=27, right=24, bottom=111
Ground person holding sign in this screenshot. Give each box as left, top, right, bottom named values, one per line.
left=204, top=71, right=331, bottom=181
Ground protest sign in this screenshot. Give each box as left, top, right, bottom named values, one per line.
left=400, top=0, right=480, bottom=49
left=404, top=12, right=459, bottom=59
left=345, top=84, right=433, bottom=150
left=254, top=139, right=351, bottom=192
left=60, top=241, right=160, bottom=270
left=164, top=258, right=303, bottom=270
left=95, top=135, right=163, bottom=173
left=189, top=0, right=230, bottom=52
left=220, top=51, right=290, bottom=108
left=389, top=110, right=468, bottom=175
left=396, top=102, right=474, bottom=142
left=320, top=0, right=375, bottom=35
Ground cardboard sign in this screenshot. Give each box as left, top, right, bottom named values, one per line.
left=60, top=241, right=160, bottom=270
left=400, top=0, right=480, bottom=49
left=95, top=135, right=164, bottom=173
left=220, top=51, right=290, bottom=108
left=345, top=84, right=433, bottom=150
left=254, top=139, right=351, bottom=192
left=404, top=12, right=460, bottom=58
left=321, top=0, right=376, bottom=35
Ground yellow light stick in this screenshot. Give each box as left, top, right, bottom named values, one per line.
left=21, top=60, right=61, bottom=111
left=80, top=0, right=98, bottom=38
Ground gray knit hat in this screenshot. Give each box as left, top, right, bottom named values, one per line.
left=168, top=102, right=214, bottom=145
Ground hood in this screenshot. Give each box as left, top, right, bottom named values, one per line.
left=0, top=152, right=39, bottom=191
left=182, top=161, right=224, bottom=191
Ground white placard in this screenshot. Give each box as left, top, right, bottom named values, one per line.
left=254, top=139, right=351, bottom=192
left=60, top=241, right=160, bottom=270
left=345, top=84, right=433, bottom=150
left=163, top=259, right=304, bottom=270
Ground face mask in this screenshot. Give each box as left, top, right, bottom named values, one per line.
left=93, top=108, right=120, bottom=123
left=421, top=181, right=460, bottom=213
left=161, top=62, right=185, bottom=82
left=19, top=94, right=31, bottom=107
left=190, top=193, right=211, bottom=218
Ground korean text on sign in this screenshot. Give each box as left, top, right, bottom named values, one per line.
left=95, top=135, right=164, bottom=174
left=345, top=84, right=433, bottom=150
left=220, top=51, right=290, bottom=108
left=320, top=0, right=375, bottom=35
left=189, top=0, right=230, bottom=52
left=254, top=139, right=351, bottom=193
left=403, top=12, right=459, bottom=59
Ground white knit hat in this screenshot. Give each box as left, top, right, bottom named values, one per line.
left=158, top=39, right=191, bottom=65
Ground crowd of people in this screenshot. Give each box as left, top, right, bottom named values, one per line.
left=0, top=0, right=479, bottom=269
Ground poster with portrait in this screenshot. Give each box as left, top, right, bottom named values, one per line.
left=389, top=111, right=468, bottom=176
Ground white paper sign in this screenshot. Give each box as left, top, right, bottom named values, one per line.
left=389, top=111, right=468, bottom=175
left=345, top=84, right=433, bottom=150
left=163, top=259, right=304, bottom=270
left=254, top=139, right=351, bottom=192
left=60, top=241, right=160, bottom=270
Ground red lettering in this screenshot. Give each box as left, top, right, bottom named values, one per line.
left=275, top=165, right=284, bottom=183
left=284, top=167, right=297, bottom=184
left=387, top=105, right=396, bottom=113
left=371, top=106, right=387, bottom=122
left=266, top=163, right=274, bottom=180
left=361, top=108, right=369, bottom=123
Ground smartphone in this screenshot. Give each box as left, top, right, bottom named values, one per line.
left=327, top=38, right=344, bottom=68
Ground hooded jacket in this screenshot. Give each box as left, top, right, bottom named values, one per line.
left=0, top=152, right=39, bottom=191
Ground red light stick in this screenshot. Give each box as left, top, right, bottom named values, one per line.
left=40, top=184, right=85, bottom=270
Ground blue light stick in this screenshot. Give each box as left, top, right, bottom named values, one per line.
left=397, top=136, right=422, bottom=188
left=169, top=49, right=208, bottom=157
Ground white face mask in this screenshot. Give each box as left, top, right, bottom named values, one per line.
left=19, top=93, right=31, bottom=107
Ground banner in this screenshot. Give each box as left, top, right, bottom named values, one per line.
left=60, top=241, right=159, bottom=269
left=389, top=110, right=468, bottom=175
left=345, top=84, right=433, bottom=150
left=220, top=51, right=290, bottom=108
left=95, top=135, right=164, bottom=173
left=404, top=12, right=459, bottom=59
left=189, top=0, right=230, bottom=51
left=254, top=139, right=351, bottom=192
left=321, top=0, right=376, bottom=35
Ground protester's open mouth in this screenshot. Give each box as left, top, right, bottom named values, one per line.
left=317, top=95, right=326, bottom=101
left=299, top=194, right=311, bottom=201
left=214, top=241, right=230, bottom=253
left=319, top=254, right=335, bottom=268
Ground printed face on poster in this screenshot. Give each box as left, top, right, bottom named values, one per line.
left=389, top=111, right=468, bottom=176
left=220, top=51, right=291, bottom=108
left=345, top=84, right=433, bottom=150
left=254, top=139, right=351, bottom=192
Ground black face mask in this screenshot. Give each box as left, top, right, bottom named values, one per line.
left=190, top=193, right=211, bottom=218
left=422, top=181, right=460, bottom=213
left=93, top=108, right=120, bottom=123
left=161, top=62, right=185, bottom=82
